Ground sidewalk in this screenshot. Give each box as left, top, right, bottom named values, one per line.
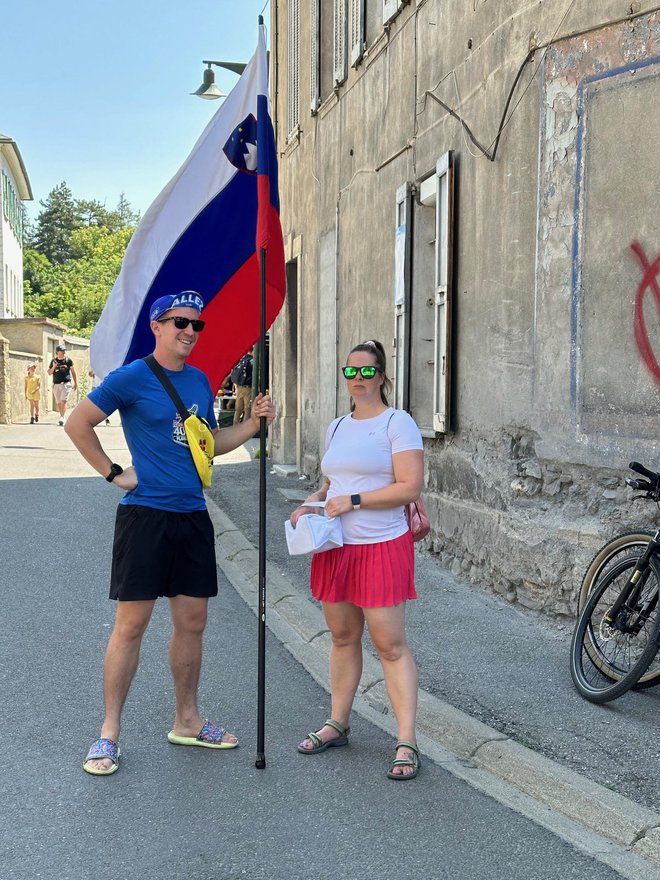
left=2, top=421, right=660, bottom=877
left=206, top=456, right=660, bottom=875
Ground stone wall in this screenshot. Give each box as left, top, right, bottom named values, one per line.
left=7, top=348, right=43, bottom=424
left=0, top=318, right=90, bottom=423
left=422, top=424, right=651, bottom=617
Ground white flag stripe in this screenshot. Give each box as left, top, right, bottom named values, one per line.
left=90, top=35, right=263, bottom=378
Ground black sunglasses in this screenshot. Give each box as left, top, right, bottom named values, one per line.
left=342, top=365, right=381, bottom=379
left=157, top=316, right=206, bottom=332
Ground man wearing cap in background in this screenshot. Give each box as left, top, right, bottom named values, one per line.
left=48, top=344, right=78, bottom=426
left=65, top=290, right=276, bottom=776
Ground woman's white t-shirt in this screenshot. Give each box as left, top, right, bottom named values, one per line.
left=321, top=407, right=423, bottom=545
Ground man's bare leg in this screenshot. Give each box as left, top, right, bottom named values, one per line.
left=168, top=595, right=237, bottom=744
left=85, top=599, right=155, bottom=772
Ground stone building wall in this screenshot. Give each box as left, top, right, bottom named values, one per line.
left=268, top=1, right=660, bottom=615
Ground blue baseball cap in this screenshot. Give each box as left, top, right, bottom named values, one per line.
left=150, top=291, right=205, bottom=323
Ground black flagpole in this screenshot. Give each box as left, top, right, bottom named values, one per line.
left=255, top=238, right=267, bottom=769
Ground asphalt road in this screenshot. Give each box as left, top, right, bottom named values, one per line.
left=0, top=473, right=628, bottom=880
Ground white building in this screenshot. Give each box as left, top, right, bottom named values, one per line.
left=0, top=133, right=32, bottom=318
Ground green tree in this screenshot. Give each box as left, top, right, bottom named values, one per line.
left=24, top=225, right=134, bottom=336
left=30, top=181, right=81, bottom=263
left=24, top=186, right=139, bottom=335
left=77, top=199, right=118, bottom=230
left=23, top=248, right=55, bottom=297
left=75, top=197, right=139, bottom=233
left=115, top=193, right=141, bottom=227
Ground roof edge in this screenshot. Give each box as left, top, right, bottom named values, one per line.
left=0, top=136, right=33, bottom=200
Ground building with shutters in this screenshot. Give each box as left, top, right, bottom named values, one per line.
left=0, top=133, right=91, bottom=424
left=267, top=1, right=660, bottom=614
left=0, top=133, right=31, bottom=318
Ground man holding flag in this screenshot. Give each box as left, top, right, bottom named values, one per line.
left=66, top=291, right=275, bottom=774
left=64, top=17, right=284, bottom=775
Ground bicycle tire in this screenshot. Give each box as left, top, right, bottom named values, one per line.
left=578, top=531, right=655, bottom=611
left=577, top=530, right=660, bottom=688
left=570, top=554, right=660, bottom=703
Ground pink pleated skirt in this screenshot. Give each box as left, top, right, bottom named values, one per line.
left=310, top=529, right=417, bottom=608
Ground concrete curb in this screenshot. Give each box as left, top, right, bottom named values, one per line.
left=208, top=498, right=660, bottom=879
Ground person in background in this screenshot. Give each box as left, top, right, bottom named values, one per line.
left=290, top=340, right=424, bottom=780
left=48, top=344, right=77, bottom=426
left=216, top=372, right=235, bottom=412
left=25, top=364, right=41, bottom=424
left=231, top=347, right=254, bottom=424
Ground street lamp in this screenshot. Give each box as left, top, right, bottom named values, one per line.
left=191, top=60, right=247, bottom=100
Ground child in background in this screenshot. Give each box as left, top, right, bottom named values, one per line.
left=25, top=365, right=41, bottom=424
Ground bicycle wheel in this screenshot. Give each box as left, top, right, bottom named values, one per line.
left=578, top=531, right=655, bottom=610
left=577, top=531, right=660, bottom=688
left=570, top=554, right=660, bottom=703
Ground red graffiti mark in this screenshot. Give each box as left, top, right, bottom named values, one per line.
left=630, top=241, right=660, bottom=384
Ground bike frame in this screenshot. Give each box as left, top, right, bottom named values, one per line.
left=604, top=529, right=660, bottom=633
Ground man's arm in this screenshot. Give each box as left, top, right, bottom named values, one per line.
left=70, top=363, right=78, bottom=389
left=47, top=360, right=55, bottom=376
left=64, top=398, right=136, bottom=489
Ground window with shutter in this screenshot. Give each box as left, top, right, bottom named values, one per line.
left=393, top=183, right=412, bottom=411
left=407, top=151, right=454, bottom=435
left=333, top=0, right=347, bottom=87
left=287, top=0, right=300, bottom=138
left=432, top=152, right=454, bottom=433
left=382, top=0, right=403, bottom=26
left=350, top=0, right=365, bottom=67
left=310, top=0, right=320, bottom=112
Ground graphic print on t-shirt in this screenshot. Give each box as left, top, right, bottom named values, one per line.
left=172, top=403, right=201, bottom=447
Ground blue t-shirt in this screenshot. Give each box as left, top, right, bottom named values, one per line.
left=88, top=359, right=218, bottom=512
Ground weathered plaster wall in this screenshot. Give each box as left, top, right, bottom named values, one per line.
left=270, top=1, right=660, bottom=614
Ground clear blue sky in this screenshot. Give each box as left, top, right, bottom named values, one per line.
left=1, top=0, right=270, bottom=221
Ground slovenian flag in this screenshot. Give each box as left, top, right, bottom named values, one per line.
left=90, top=22, right=285, bottom=392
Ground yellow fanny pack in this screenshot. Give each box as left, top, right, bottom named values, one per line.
left=182, top=413, right=214, bottom=488
left=144, top=355, right=214, bottom=488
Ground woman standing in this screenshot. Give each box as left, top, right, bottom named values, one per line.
left=291, top=340, right=424, bottom=779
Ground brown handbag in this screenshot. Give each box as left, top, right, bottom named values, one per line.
left=405, top=498, right=430, bottom=542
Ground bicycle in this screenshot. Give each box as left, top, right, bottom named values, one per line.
left=570, top=461, right=660, bottom=703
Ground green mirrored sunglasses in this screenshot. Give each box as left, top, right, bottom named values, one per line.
left=342, top=365, right=381, bottom=379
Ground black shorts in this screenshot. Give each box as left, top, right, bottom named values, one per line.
left=110, top=505, right=218, bottom=601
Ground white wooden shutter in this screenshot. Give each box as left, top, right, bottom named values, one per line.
left=393, top=183, right=412, bottom=411
left=287, top=0, right=300, bottom=138
left=334, top=0, right=347, bottom=86
left=350, top=0, right=365, bottom=67
left=383, top=0, right=403, bottom=25
left=310, top=0, right=320, bottom=112
left=433, top=151, right=454, bottom=433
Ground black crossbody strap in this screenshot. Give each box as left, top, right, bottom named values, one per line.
left=329, top=415, right=347, bottom=445
left=143, top=355, right=190, bottom=419
left=385, top=410, right=395, bottom=447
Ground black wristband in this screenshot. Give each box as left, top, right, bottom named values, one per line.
left=105, top=463, right=123, bottom=483
left=351, top=494, right=361, bottom=510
